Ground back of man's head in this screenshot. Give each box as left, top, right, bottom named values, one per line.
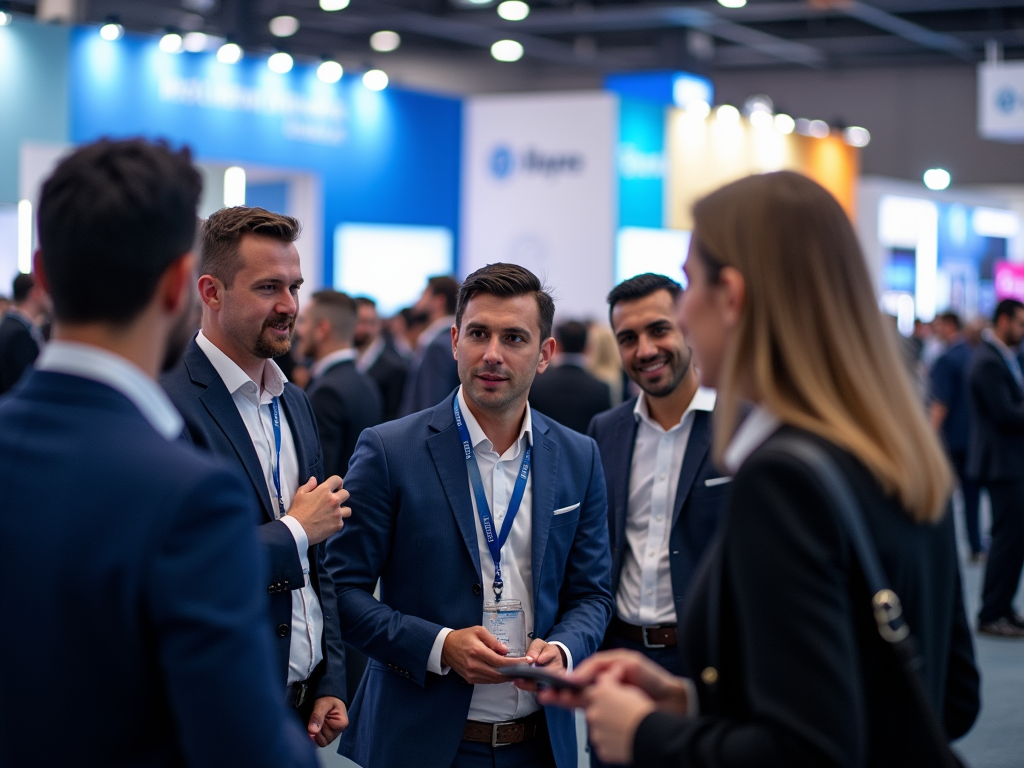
left=427, top=275, right=460, bottom=317
left=200, top=206, right=301, bottom=287
left=310, top=290, right=357, bottom=343
left=37, top=139, right=201, bottom=326
left=12, top=274, right=34, bottom=305
left=606, top=273, right=682, bottom=326
left=556, top=320, right=588, bottom=354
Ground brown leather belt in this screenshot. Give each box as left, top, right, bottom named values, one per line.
left=611, top=616, right=678, bottom=649
left=463, top=710, right=546, bottom=747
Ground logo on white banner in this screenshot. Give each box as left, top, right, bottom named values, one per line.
left=979, top=62, right=1024, bottom=142
left=488, top=145, right=585, bottom=180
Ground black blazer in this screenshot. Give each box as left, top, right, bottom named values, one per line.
left=306, top=358, right=383, bottom=477
left=162, top=338, right=347, bottom=701
left=365, top=344, right=409, bottom=422
left=530, top=364, right=612, bottom=434
left=967, top=339, right=1024, bottom=482
left=588, top=400, right=727, bottom=634
left=0, top=313, right=40, bottom=396
left=399, top=328, right=460, bottom=417
left=634, top=427, right=980, bottom=768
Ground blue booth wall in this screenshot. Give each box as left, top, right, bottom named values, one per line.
left=69, top=27, right=461, bottom=286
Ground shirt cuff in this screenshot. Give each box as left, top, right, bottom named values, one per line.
left=279, top=515, right=310, bottom=574
left=428, top=627, right=454, bottom=675
left=549, top=641, right=573, bottom=672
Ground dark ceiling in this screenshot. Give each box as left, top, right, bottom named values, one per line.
left=13, top=0, right=1024, bottom=74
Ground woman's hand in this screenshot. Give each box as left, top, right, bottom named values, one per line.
left=581, top=673, right=657, bottom=766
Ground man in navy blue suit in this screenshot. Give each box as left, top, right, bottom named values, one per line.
left=398, top=274, right=461, bottom=416
left=163, top=206, right=351, bottom=745
left=327, top=263, right=613, bottom=768
left=588, top=274, right=727, bottom=682
left=0, top=139, right=316, bottom=767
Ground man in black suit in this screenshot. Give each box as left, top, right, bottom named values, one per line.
left=297, top=290, right=384, bottom=478
left=529, top=320, right=611, bottom=432
left=354, top=296, right=408, bottom=421
left=968, top=298, right=1024, bottom=638
left=398, top=275, right=461, bottom=416
left=162, top=206, right=353, bottom=743
left=588, top=274, right=728, bottom=682
left=0, top=272, right=49, bottom=395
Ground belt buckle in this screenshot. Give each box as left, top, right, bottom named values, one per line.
left=642, top=626, right=666, bottom=650
left=491, top=720, right=516, bottom=748
left=293, top=681, right=309, bottom=709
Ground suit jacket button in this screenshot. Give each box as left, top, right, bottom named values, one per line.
left=284, top=580, right=290, bottom=587
left=277, top=623, right=290, bottom=638
left=472, top=584, right=481, bottom=596
left=701, top=667, right=718, bottom=685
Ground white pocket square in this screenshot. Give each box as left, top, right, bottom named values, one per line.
left=704, top=477, right=733, bottom=488
left=553, top=503, right=581, bottom=516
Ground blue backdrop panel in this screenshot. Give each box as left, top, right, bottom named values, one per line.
left=69, top=28, right=461, bottom=284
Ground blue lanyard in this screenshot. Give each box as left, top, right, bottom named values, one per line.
left=453, top=396, right=531, bottom=601
left=270, top=397, right=286, bottom=518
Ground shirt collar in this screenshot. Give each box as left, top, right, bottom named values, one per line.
left=195, top=330, right=287, bottom=400
left=310, top=347, right=357, bottom=380
left=456, top=385, right=533, bottom=457
left=420, top=315, right=455, bottom=348
left=723, top=405, right=782, bottom=473
left=35, top=341, right=184, bottom=440
left=634, top=386, right=717, bottom=432
left=983, top=328, right=1018, bottom=358
left=356, top=336, right=385, bottom=373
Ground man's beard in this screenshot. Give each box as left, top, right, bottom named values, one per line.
left=632, top=346, right=691, bottom=399
left=254, top=312, right=295, bottom=359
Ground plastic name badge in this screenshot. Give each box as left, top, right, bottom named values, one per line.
left=483, top=599, right=527, bottom=658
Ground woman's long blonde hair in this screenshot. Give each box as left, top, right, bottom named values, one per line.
left=693, top=171, right=951, bottom=522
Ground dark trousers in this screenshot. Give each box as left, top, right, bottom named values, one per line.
left=452, top=729, right=556, bottom=768
left=950, top=451, right=983, bottom=554
left=979, top=479, right=1024, bottom=624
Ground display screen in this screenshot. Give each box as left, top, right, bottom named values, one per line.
left=615, top=226, right=691, bottom=288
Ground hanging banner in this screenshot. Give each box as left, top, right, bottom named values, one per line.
left=978, top=62, right=1024, bottom=143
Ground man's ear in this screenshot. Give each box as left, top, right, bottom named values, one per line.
left=451, top=323, right=459, bottom=360
left=32, top=250, right=49, bottom=294
left=197, top=272, right=225, bottom=311
left=537, top=336, right=556, bottom=375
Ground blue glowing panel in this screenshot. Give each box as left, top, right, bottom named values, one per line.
left=246, top=182, right=288, bottom=215
left=618, top=97, right=666, bottom=229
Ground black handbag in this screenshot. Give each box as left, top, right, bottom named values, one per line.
left=773, top=437, right=967, bottom=768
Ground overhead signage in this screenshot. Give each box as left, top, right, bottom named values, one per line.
left=978, top=61, right=1024, bottom=143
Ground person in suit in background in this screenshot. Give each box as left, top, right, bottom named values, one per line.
left=297, top=290, right=384, bottom=477
left=162, top=206, right=352, bottom=744
left=929, top=311, right=984, bottom=561
left=0, top=272, right=49, bottom=395
left=968, top=298, right=1024, bottom=637
left=529, top=320, right=611, bottom=433
left=587, top=274, right=725, bottom=693
left=327, top=263, right=613, bottom=768
left=354, top=296, right=409, bottom=421
left=399, top=274, right=461, bottom=416
left=543, top=171, right=978, bottom=767
left=0, top=138, right=316, bottom=767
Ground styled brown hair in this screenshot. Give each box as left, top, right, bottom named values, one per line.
left=692, top=171, right=951, bottom=523
left=456, top=263, right=555, bottom=343
left=309, top=290, right=358, bottom=342
left=200, top=206, right=300, bottom=287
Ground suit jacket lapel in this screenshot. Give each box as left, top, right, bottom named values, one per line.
left=280, top=386, right=311, bottom=472
left=185, top=342, right=276, bottom=521
left=611, top=407, right=639, bottom=553
left=530, top=415, right=559, bottom=612
left=672, top=410, right=712, bottom=528
left=427, top=398, right=481, bottom=576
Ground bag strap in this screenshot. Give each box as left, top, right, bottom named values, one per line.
left=771, top=436, right=961, bottom=768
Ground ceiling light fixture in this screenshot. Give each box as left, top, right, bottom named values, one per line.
left=491, top=39, right=524, bottom=62
left=923, top=168, right=951, bottom=191
left=715, top=104, right=740, bottom=124
left=0, top=9, right=12, bottom=26
left=320, top=0, right=351, bottom=10
left=217, top=41, right=242, bottom=64
left=99, top=20, right=124, bottom=41
left=363, top=69, right=389, bottom=90
left=268, top=51, right=294, bottom=73
left=159, top=31, right=184, bottom=53
left=497, top=1, right=530, bottom=21
left=317, top=59, right=343, bottom=83
left=774, top=113, right=796, bottom=134
left=183, top=32, right=209, bottom=52
left=718, top=0, right=747, bottom=7
left=370, top=30, right=401, bottom=52
left=844, top=126, right=871, bottom=147
left=269, top=15, right=300, bottom=38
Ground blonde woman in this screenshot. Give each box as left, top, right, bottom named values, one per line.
left=586, top=321, right=625, bottom=405
left=541, top=172, right=979, bottom=767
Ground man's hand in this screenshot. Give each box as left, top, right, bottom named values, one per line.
left=287, top=475, right=350, bottom=545
left=512, top=638, right=566, bottom=693
left=441, top=626, right=521, bottom=684
left=307, top=696, right=348, bottom=747
left=581, top=674, right=657, bottom=765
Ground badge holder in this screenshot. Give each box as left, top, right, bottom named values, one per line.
left=483, top=598, right=527, bottom=658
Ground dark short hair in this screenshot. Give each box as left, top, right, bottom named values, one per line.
left=606, top=273, right=682, bottom=323
left=427, top=275, right=460, bottom=316
left=200, top=206, right=300, bottom=288
left=937, top=311, right=961, bottom=330
left=556, top=320, right=588, bottom=354
left=37, top=138, right=201, bottom=325
left=456, top=263, right=554, bottom=342
left=12, top=273, right=34, bottom=304
left=354, top=296, right=376, bottom=309
left=994, top=299, right=1024, bottom=324
left=310, top=290, right=357, bottom=341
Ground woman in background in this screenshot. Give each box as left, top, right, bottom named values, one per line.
left=586, top=321, right=625, bottom=405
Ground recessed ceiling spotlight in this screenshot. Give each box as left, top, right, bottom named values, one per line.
left=491, top=39, right=524, bottom=62
left=774, top=113, right=796, bottom=134
left=844, top=126, right=871, bottom=147
left=268, top=51, right=293, bottom=73
left=363, top=69, right=389, bottom=90
left=718, top=0, right=746, bottom=7
left=923, top=168, right=951, bottom=191
left=0, top=9, right=12, bottom=26
left=497, top=1, right=530, bottom=21
left=217, top=41, right=242, bottom=64
left=808, top=119, right=830, bottom=138
left=370, top=30, right=401, bottom=52
left=160, top=31, right=184, bottom=53
left=320, top=0, right=351, bottom=10
left=183, top=31, right=209, bottom=52
left=269, top=15, right=299, bottom=38
left=686, top=100, right=711, bottom=119
left=715, top=104, right=741, bottom=124
left=99, top=19, right=124, bottom=41
left=318, top=59, right=343, bottom=83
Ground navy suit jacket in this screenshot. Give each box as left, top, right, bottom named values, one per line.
left=161, top=338, right=346, bottom=701
left=399, top=327, right=461, bottom=417
left=588, top=398, right=727, bottom=631
left=327, top=392, right=614, bottom=768
left=0, top=370, right=315, bottom=768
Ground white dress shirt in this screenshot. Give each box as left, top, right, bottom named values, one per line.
left=616, top=387, right=717, bottom=626
left=309, top=347, right=357, bottom=380
left=427, top=387, right=572, bottom=722
left=195, top=331, right=323, bottom=686
left=356, top=336, right=385, bottom=374
left=35, top=341, right=182, bottom=440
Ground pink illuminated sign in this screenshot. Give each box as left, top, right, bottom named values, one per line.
left=995, top=261, right=1024, bottom=302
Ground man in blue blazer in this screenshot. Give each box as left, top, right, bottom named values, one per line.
left=0, top=139, right=315, bottom=767
left=163, top=206, right=351, bottom=745
left=398, top=274, right=461, bottom=417
left=327, top=263, right=613, bottom=768
left=588, top=274, right=728, bottom=681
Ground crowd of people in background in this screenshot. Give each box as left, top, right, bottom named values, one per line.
left=1, top=138, right=1017, bottom=767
